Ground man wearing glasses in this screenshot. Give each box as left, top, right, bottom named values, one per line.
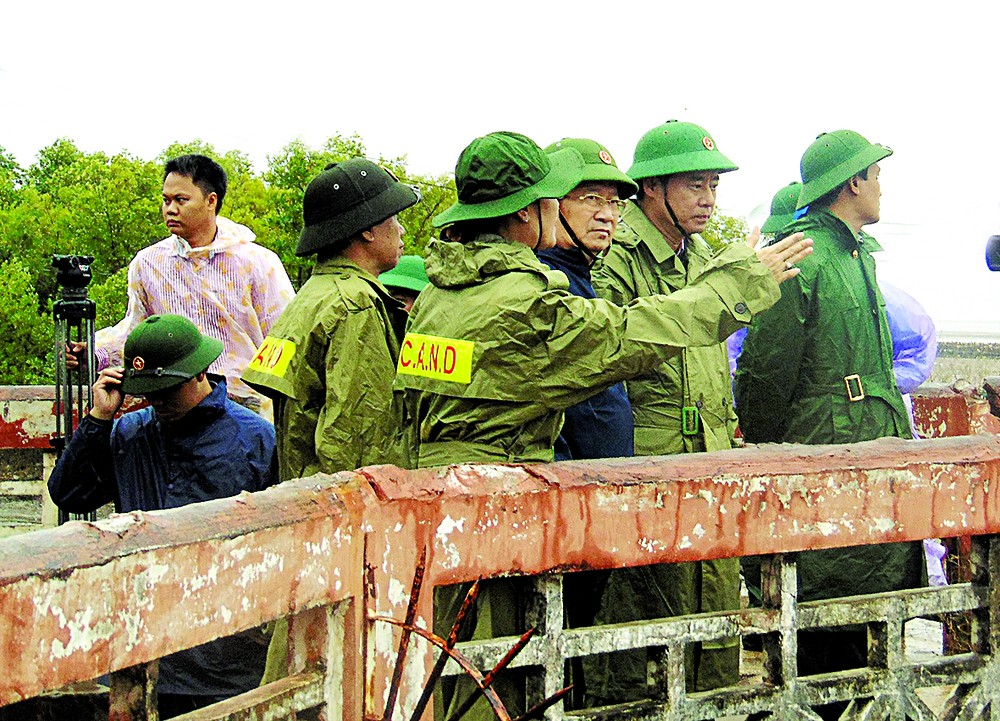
left=590, top=120, right=754, bottom=699
left=537, top=138, right=637, bottom=462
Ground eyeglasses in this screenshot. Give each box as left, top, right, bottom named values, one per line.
left=568, top=194, right=628, bottom=213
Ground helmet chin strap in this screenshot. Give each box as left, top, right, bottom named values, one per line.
left=663, top=195, right=691, bottom=247
left=660, top=182, right=691, bottom=267
left=558, top=211, right=601, bottom=264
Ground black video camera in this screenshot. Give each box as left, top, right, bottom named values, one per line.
left=52, top=254, right=94, bottom=298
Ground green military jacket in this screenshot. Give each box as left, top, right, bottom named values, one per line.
left=734, top=210, right=921, bottom=603
left=394, top=234, right=779, bottom=469
left=243, top=257, right=407, bottom=481
left=592, top=202, right=747, bottom=455
left=734, top=209, right=911, bottom=445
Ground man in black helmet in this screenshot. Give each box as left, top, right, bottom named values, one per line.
left=48, top=314, right=278, bottom=718
left=243, top=158, right=419, bottom=481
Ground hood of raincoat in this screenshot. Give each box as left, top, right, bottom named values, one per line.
left=423, top=235, right=565, bottom=291
left=171, top=216, right=258, bottom=257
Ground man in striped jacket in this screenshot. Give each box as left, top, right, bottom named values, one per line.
left=71, top=154, right=294, bottom=416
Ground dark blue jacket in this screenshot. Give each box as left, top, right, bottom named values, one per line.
left=47, top=379, right=278, bottom=698
left=537, top=247, right=634, bottom=460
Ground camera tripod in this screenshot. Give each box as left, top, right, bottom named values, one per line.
left=51, top=255, right=97, bottom=524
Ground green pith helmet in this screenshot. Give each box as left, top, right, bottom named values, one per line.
left=544, top=138, right=639, bottom=198
left=797, top=130, right=892, bottom=209
left=627, top=120, right=738, bottom=181
left=761, top=181, right=803, bottom=234
left=379, top=254, right=429, bottom=294
left=122, top=314, right=223, bottom=395
left=297, top=158, right=420, bottom=256
left=432, top=132, right=584, bottom=227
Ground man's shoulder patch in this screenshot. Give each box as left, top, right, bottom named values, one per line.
left=246, top=336, right=296, bottom=378
left=397, top=333, right=474, bottom=384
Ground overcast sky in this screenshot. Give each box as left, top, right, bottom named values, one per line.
left=4, top=1, right=1000, bottom=336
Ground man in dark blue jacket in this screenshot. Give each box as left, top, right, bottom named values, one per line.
left=535, top=138, right=639, bottom=707
left=537, top=137, right=639, bottom=461
left=48, top=314, right=278, bottom=718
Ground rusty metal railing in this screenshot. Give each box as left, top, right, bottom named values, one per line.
left=1, top=386, right=1000, bottom=718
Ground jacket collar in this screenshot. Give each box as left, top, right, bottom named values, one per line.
left=536, top=246, right=590, bottom=279
left=798, top=209, right=884, bottom=253
left=621, top=202, right=684, bottom=264
left=425, top=236, right=549, bottom=289
left=171, top=217, right=256, bottom=259
left=312, top=256, right=400, bottom=307
left=161, top=377, right=228, bottom=429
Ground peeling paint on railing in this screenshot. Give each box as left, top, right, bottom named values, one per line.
left=1, top=385, right=1000, bottom=718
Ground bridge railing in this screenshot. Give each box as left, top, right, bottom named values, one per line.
left=1, top=386, right=1000, bottom=719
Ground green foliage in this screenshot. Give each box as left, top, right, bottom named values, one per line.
left=0, top=133, right=459, bottom=383
left=0, top=259, right=54, bottom=385
left=398, top=173, right=456, bottom=256
left=28, top=138, right=84, bottom=194
left=0, top=146, right=23, bottom=209
left=701, top=211, right=750, bottom=251
left=89, top=266, right=129, bottom=330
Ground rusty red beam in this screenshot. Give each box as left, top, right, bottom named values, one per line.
left=364, top=434, right=1000, bottom=587
left=0, top=472, right=370, bottom=707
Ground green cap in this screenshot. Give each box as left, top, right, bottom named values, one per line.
left=379, top=254, right=429, bottom=294
left=122, top=315, right=223, bottom=395
left=432, top=132, right=584, bottom=227
left=760, top=181, right=802, bottom=234
left=297, top=158, right=419, bottom=256
left=797, top=130, right=892, bottom=209
left=544, top=138, right=638, bottom=198
left=627, top=120, right=738, bottom=181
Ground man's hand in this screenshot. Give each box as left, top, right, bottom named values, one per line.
left=748, top=230, right=813, bottom=284
left=65, top=342, right=87, bottom=371
left=89, top=368, right=126, bottom=421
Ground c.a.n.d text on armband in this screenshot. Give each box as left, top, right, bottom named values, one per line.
left=397, top=333, right=474, bottom=384
left=246, top=336, right=296, bottom=378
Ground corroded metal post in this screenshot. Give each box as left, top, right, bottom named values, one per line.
left=109, top=661, right=157, bottom=721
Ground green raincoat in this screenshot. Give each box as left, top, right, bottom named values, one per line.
left=395, top=234, right=778, bottom=467
left=734, top=209, right=923, bottom=675
left=588, top=202, right=746, bottom=696
left=243, top=256, right=407, bottom=687
left=735, top=210, right=911, bottom=446
left=243, top=256, right=407, bottom=481
left=395, top=233, right=777, bottom=716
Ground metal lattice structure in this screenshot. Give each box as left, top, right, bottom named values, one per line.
left=439, top=545, right=1000, bottom=720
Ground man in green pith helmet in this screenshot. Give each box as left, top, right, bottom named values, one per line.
left=734, top=132, right=924, bottom=707
left=394, top=130, right=810, bottom=719
left=760, top=181, right=802, bottom=235
left=379, top=254, right=429, bottom=312
left=536, top=138, right=639, bottom=462
left=49, top=314, right=278, bottom=717
left=590, top=120, right=786, bottom=697
left=534, top=138, right=638, bottom=708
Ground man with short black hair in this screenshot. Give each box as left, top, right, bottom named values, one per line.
left=590, top=120, right=776, bottom=697
left=735, top=131, right=924, bottom=718
left=79, top=154, right=294, bottom=414
left=49, top=314, right=278, bottom=718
